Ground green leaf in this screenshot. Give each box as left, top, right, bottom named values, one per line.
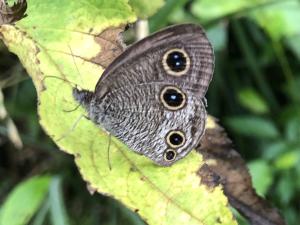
left=248, top=160, right=273, bottom=196
left=192, top=0, right=300, bottom=40
left=191, top=0, right=255, bottom=22
left=285, top=117, right=300, bottom=142
left=0, top=1, right=236, bottom=225
left=129, top=0, right=165, bottom=19
left=49, top=177, right=70, bottom=225
left=274, top=150, right=300, bottom=170
left=0, top=176, right=51, bottom=225
left=252, top=1, right=300, bottom=40
left=276, top=173, right=295, bottom=205
left=31, top=199, right=50, bottom=225
left=226, top=116, right=280, bottom=139
left=238, top=88, right=269, bottom=114
left=262, top=141, right=287, bottom=160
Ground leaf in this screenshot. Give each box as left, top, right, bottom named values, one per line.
left=197, top=121, right=286, bottom=225
left=191, top=0, right=254, bottom=22
left=0, top=1, right=236, bottom=225
left=191, top=0, right=300, bottom=40
left=238, top=88, right=269, bottom=114
left=0, top=176, right=51, bottom=225
left=248, top=160, right=273, bottom=196
left=276, top=173, right=295, bottom=205
left=129, top=0, right=165, bottom=19
left=274, top=150, right=300, bottom=170
left=190, top=0, right=284, bottom=22
left=49, top=177, right=70, bottom=225
left=226, top=116, right=280, bottom=139
left=0, top=0, right=27, bottom=25
left=262, top=141, right=288, bottom=160
left=284, top=117, right=300, bottom=142
left=252, top=1, right=300, bottom=40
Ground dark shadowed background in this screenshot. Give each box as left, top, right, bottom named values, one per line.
left=1, top=0, right=300, bottom=225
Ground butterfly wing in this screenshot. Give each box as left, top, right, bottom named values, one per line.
left=88, top=24, right=214, bottom=166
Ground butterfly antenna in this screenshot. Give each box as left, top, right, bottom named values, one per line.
left=107, top=133, right=112, bottom=170
left=42, top=44, right=86, bottom=91
left=68, top=45, right=85, bottom=87
left=42, top=75, right=78, bottom=88
left=41, top=75, right=84, bottom=113
left=42, top=44, right=90, bottom=113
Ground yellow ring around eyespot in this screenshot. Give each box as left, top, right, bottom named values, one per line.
left=163, top=149, right=177, bottom=162
left=162, top=48, right=190, bottom=76
left=166, top=130, right=186, bottom=148
left=159, top=86, right=187, bottom=111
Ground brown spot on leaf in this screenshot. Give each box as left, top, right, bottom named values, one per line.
left=91, top=27, right=126, bottom=68
left=197, top=118, right=286, bottom=225
left=197, top=164, right=221, bottom=190
left=130, top=167, right=137, bottom=172
left=215, top=217, right=221, bottom=224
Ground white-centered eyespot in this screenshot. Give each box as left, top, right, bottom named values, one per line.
left=162, top=48, right=190, bottom=76
left=166, top=130, right=185, bottom=148
left=164, top=149, right=177, bottom=162
left=160, top=86, right=186, bottom=110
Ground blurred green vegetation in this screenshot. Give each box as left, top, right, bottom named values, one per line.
left=1, top=0, right=300, bottom=224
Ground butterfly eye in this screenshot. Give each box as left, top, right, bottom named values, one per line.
left=162, top=48, right=190, bottom=76
left=160, top=86, right=186, bottom=110
left=164, top=149, right=177, bottom=162
left=166, top=130, right=185, bottom=148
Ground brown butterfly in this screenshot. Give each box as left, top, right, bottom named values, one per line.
left=73, top=24, right=214, bottom=166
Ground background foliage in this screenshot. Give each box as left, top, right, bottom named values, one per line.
left=1, top=0, right=299, bottom=225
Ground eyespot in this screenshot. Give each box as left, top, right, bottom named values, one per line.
left=164, top=149, right=177, bottom=162
left=162, top=48, right=190, bottom=76
left=160, top=86, right=186, bottom=110
left=166, top=130, right=185, bottom=148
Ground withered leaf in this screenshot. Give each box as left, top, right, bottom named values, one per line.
left=91, top=26, right=126, bottom=68
left=0, top=0, right=27, bottom=26
left=197, top=119, right=286, bottom=225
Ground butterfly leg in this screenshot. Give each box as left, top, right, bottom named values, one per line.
left=56, top=113, right=87, bottom=142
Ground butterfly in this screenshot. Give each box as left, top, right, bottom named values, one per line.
left=73, top=24, right=214, bottom=166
